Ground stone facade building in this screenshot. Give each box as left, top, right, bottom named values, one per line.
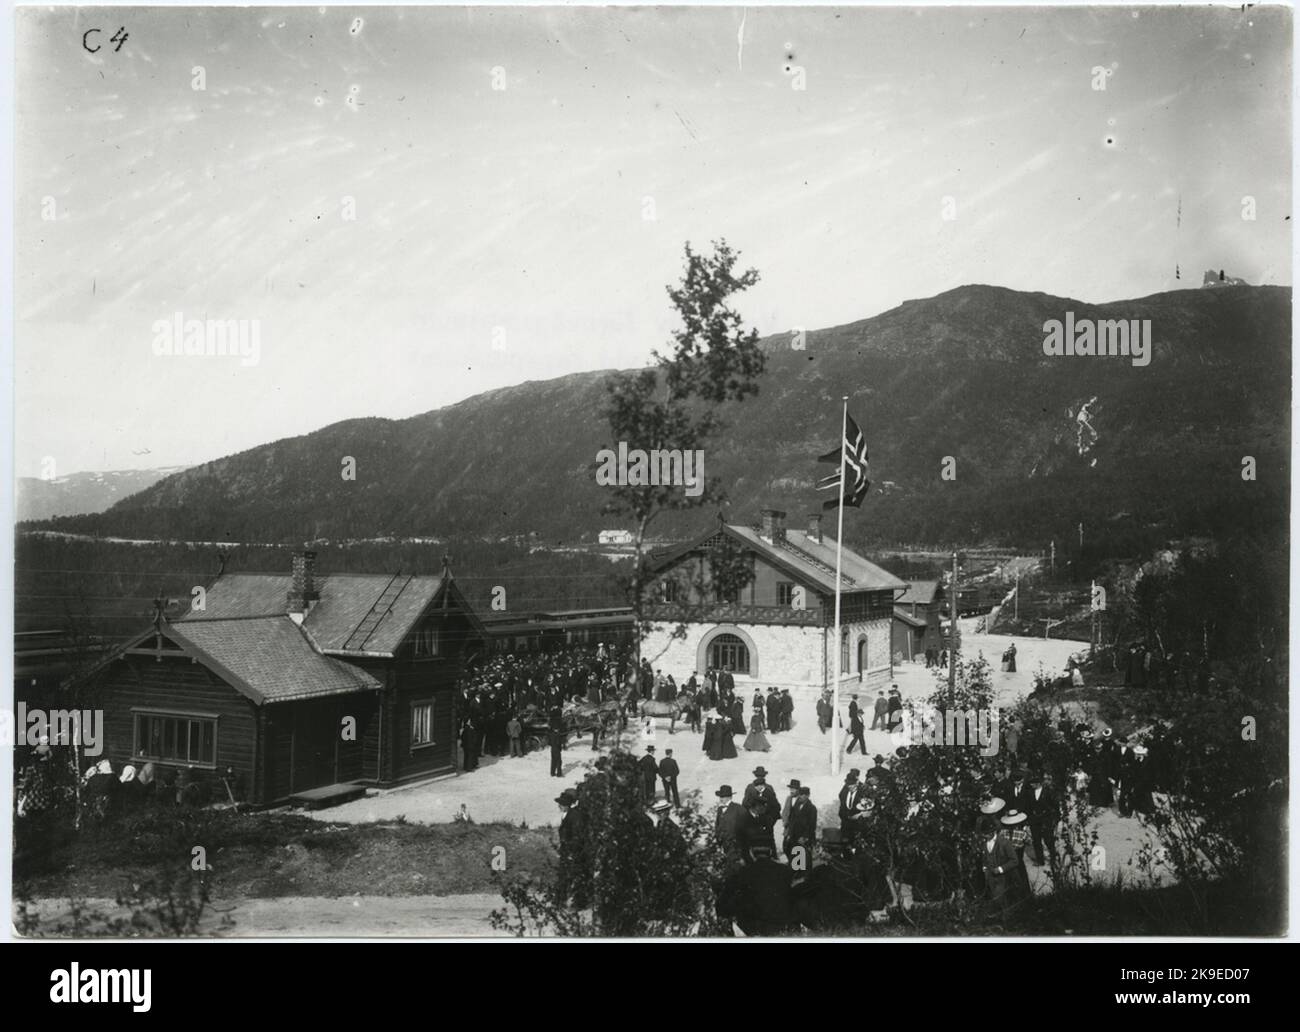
left=639, top=509, right=906, bottom=693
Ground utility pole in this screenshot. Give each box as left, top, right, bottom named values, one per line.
left=1014, top=570, right=1020, bottom=621
left=948, top=550, right=959, bottom=692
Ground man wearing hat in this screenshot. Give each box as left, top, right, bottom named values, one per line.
left=554, top=787, right=585, bottom=904
left=658, top=747, right=681, bottom=808
left=781, top=779, right=802, bottom=828
left=1000, top=766, right=1030, bottom=812
left=784, top=786, right=818, bottom=865
left=886, top=685, right=903, bottom=732
left=743, top=767, right=779, bottom=814
left=1022, top=770, right=1059, bottom=870
left=738, top=793, right=778, bottom=859
left=838, top=769, right=863, bottom=844
left=846, top=696, right=867, bottom=755
left=779, top=689, right=793, bottom=732
left=871, top=689, right=889, bottom=731
left=719, top=664, right=736, bottom=698
left=714, top=785, right=747, bottom=853
left=547, top=709, right=566, bottom=777
left=639, top=745, right=660, bottom=803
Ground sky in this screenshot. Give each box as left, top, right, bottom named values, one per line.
left=13, top=4, right=1292, bottom=478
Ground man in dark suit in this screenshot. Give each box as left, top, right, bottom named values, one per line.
left=838, top=770, right=862, bottom=843
left=719, top=666, right=735, bottom=697
left=556, top=788, right=587, bottom=905
left=780, top=779, right=801, bottom=829
left=639, top=746, right=659, bottom=802
left=460, top=718, right=480, bottom=772
left=784, top=786, right=817, bottom=864
left=658, top=748, right=681, bottom=807
left=742, top=767, right=779, bottom=813
left=548, top=710, right=566, bottom=777
left=716, top=844, right=798, bottom=935
left=1022, top=771, right=1058, bottom=869
left=871, top=690, right=889, bottom=730
left=766, top=689, right=780, bottom=735
left=714, top=785, right=747, bottom=858
left=846, top=697, right=866, bottom=755
left=779, top=689, right=794, bottom=732
left=1000, top=766, right=1030, bottom=811
left=735, top=797, right=776, bottom=859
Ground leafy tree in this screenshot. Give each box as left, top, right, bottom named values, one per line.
left=599, top=240, right=766, bottom=668
left=491, top=751, right=729, bottom=936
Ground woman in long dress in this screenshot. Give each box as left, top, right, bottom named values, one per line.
left=743, top=711, right=771, bottom=752
left=705, top=717, right=723, bottom=760
left=752, top=691, right=766, bottom=731
left=719, top=717, right=738, bottom=760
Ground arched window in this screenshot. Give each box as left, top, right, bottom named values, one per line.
left=857, top=636, right=869, bottom=673
left=709, top=633, right=751, bottom=675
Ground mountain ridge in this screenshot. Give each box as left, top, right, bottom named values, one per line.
left=30, top=283, right=1290, bottom=557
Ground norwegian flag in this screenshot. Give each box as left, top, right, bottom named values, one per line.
left=816, top=413, right=871, bottom=510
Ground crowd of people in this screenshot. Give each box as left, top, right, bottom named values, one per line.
left=15, top=742, right=226, bottom=820
left=454, top=642, right=803, bottom=773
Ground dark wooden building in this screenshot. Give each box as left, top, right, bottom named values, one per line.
left=892, top=579, right=946, bottom=662
left=78, top=552, right=486, bottom=805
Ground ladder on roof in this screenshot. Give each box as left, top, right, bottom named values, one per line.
left=343, top=572, right=413, bottom=651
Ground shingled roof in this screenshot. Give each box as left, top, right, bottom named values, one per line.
left=651, top=520, right=906, bottom=596
left=163, top=617, right=382, bottom=705
left=180, top=572, right=449, bottom=656
left=893, top=606, right=928, bottom=629
left=896, top=579, right=941, bottom=605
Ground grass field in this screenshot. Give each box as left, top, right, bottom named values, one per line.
left=15, top=808, right=559, bottom=901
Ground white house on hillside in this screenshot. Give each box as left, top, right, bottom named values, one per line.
left=640, top=509, right=906, bottom=691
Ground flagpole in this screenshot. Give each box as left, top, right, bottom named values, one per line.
left=831, top=395, right=848, bottom=778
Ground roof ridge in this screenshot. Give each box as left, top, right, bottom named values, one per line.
left=776, top=535, right=856, bottom=588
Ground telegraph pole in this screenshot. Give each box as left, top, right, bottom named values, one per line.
left=948, top=550, right=959, bottom=692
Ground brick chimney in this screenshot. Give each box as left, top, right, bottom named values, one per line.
left=760, top=508, right=786, bottom=544
left=288, top=551, right=319, bottom=618
left=806, top=512, right=822, bottom=544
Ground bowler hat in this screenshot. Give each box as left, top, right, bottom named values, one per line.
left=752, top=766, right=768, bottom=778
left=787, top=779, right=802, bottom=789
left=715, top=785, right=734, bottom=798
left=555, top=789, right=578, bottom=806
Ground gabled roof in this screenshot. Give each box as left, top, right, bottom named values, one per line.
left=893, top=606, right=928, bottom=629
left=180, top=572, right=475, bottom=656
left=117, top=618, right=382, bottom=705
left=897, top=580, right=941, bottom=605
left=648, top=520, right=906, bottom=596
